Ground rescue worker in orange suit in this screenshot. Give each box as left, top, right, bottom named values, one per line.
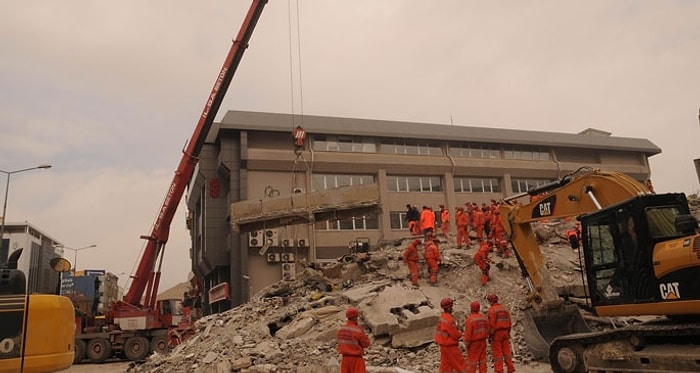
left=455, top=207, right=471, bottom=249
left=337, top=307, right=371, bottom=373
left=488, top=211, right=510, bottom=258
left=565, top=221, right=583, bottom=249
left=440, top=204, right=450, bottom=237
left=487, top=294, right=516, bottom=373
left=420, top=206, right=436, bottom=241
left=474, top=241, right=492, bottom=286
left=464, top=301, right=489, bottom=373
left=435, top=298, right=467, bottom=373
left=424, top=237, right=442, bottom=286
left=472, top=207, right=485, bottom=243
left=403, top=239, right=421, bottom=287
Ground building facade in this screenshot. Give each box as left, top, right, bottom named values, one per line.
left=0, top=222, right=63, bottom=294
left=186, top=110, right=660, bottom=313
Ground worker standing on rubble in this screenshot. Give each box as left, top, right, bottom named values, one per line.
left=455, top=207, right=471, bottom=249
left=337, top=307, right=371, bottom=373
left=403, top=239, right=422, bottom=287
left=440, top=204, right=450, bottom=237
left=486, top=294, right=516, bottom=373
left=424, top=236, right=442, bottom=286
left=421, top=206, right=436, bottom=240
left=472, top=207, right=485, bottom=243
left=405, top=204, right=421, bottom=236
left=464, top=301, right=489, bottom=373
left=182, top=291, right=192, bottom=321
left=435, top=298, right=467, bottom=373
left=474, top=241, right=492, bottom=286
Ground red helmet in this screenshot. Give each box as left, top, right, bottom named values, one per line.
left=486, top=293, right=498, bottom=304
left=440, top=298, right=454, bottom=310
left=470, top=301, right=481, bottom=312
left=346, top=307, right=359, bottom=320
left=412, top=239, right=422, bottom=246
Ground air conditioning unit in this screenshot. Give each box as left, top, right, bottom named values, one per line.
left=263, top=229, right=279, bottom=247
left=266, top=253, right=280, bottom=263
left=282, top=238, right=293, bottom=247
left=297, top=238, right=308, bottom=247
left=281, top=263, right=296, bottom=281
left=280, top=253, right=295, bottom=262
left=292, top=187, right=304, bottom=194
left=249, top=230, right=263, bottom=248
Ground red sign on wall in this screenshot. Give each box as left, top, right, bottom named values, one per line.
left=208, top=282, right=230, bottom=305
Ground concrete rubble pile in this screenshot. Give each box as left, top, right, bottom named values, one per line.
left=131, top=222, right=605, bottom=373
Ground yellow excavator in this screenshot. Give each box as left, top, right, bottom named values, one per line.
left=500, top=167, right=700, bottom=373
left=0, top=248, right=74, bottom=373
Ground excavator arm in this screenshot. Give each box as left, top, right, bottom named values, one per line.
left=500, top=167, right=651, bottom=311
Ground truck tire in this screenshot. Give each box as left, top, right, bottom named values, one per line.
left=124, top=336, right=150, bottom=361
left=150, top=335, right=170, bottom=355
left=74, top=339, right=86, bottom=364
left=86, top=338, right=112, bottom=363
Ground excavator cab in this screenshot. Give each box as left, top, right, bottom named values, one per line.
left=580, top=192, right=700, bottom=313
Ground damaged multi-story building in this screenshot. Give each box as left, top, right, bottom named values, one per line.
left=186, top=110, right=660, bottom=313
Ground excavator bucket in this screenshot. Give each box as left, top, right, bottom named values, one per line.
left=521, top=305, right=591, bottom=359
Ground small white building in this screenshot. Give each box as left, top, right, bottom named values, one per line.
left=0, top=221, right=63, bottom=294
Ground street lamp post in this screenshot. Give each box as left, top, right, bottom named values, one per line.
left=56, top=244, right=98, bottom=275
left=0, top=164, right=52, bottom=244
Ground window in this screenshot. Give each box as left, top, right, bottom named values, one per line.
left=315, top=215, right=379, bottom=230
left=311, top=174, right=375, bottom=191
left=390, top=211, right=409, bottom=229
left=379, top=140, right=442, bottom=156
left=645, top=205, right=686, bottom=239
left=454, top=177, right=501, bottom=193
left=511, top=178, right=552, bottom=194
left=312, top=135, right=376, bottom=153
left=387, top=175, right=442, bottom=192
left=504, top=146, right=551, bottom=161
left=449, top=143, right=501, bottom=159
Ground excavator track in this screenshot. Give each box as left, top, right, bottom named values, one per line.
left=549, top=319, right=700, bottom=373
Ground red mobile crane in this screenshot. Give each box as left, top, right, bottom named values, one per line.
left=73, top=0, right=268, bottom=363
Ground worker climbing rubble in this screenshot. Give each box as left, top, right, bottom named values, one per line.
left=455, top=206, right=471, bottom=249
left=402, top=238, right=422, bottom=287
left=424, top=235, right=442, bottom=286
left=474, top=241, right=492, bottom=286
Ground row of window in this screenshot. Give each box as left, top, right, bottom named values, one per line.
left=312, top=174, right=546, bottom=194
left=311, top=135, right=551, bottom=161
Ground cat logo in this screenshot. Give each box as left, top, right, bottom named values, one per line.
left=532, top=195, right=557, bottom=218
left=659, top=282, right=681, bottom=300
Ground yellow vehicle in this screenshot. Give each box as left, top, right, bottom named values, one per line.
left=0, top=249, right=74, bottom=373
left=500, top=167, right=700, bottom=373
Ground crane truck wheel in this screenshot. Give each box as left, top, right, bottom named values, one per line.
left=73, top=339, right=87, bottom=364
left=150, top=335, right=170, bottom=355
left=86, top=338, right=112, bottom=363
left=124, top=336, right=150, bottom=361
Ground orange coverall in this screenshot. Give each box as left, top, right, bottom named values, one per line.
left=440, top=208, right=450, bottom=236
left=472, top=209, right=485, bottom=242
left=464, top=312, right=489, bottom=373
left=435, top=311, right=467, bottom=373
left=474, top=243, right=491, bottom=286
left=337, top=320, right=371, bottom=373
left=488, top=213, right=510, bottom=258
left=420, top=207, right=436, bottom=239
left=455, top=209, right=471, bottom=248
left=424, top=240, right=441, bottom=285
left=402, top=242, right=420, bottom=286
left=488, top=303, right=516, bottom=373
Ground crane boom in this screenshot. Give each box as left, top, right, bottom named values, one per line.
left=123, top=0, right=268, bottom=306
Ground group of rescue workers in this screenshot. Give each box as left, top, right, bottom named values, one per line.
left=403, top=200, right=512, bottom=287
left=336, top=295, right=515, bottom=373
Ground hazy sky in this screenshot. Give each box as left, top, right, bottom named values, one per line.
left=2, top=1, right=699, bottom=291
